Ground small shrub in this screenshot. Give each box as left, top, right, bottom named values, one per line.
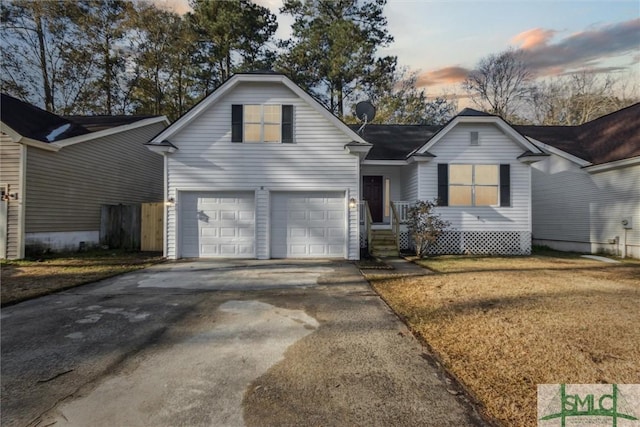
left=406, top=199, right=450, bottom=258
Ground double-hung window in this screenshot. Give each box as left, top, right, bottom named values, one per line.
left=232, top=104, right=293, bottom=143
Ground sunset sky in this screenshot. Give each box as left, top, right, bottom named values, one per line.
left=159, top=0, right=640, bottom=100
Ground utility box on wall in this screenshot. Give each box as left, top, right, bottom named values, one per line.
left=621, top=217, right=633, bottom=229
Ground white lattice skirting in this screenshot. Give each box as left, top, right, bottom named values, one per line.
left=402, top=230, right=531, bottom=255
left=358, top=230, right=531, bottom=255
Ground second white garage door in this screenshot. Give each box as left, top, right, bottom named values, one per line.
left=271, top=192, right=346, bottom=258
left=180, top=192, right=255, bottom=258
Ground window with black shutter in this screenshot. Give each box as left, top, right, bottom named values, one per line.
left=231, top=104, right=293, bottom=143
left=438, top=163, right=511, bottom=207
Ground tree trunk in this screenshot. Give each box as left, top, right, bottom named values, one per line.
left=105, top=39, right=112, bottom=115
left=337, top=82, right=344, bottom=119
left=34, top=13, right=54, bottom=112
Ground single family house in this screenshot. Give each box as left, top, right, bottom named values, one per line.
left=0, top=94, right=168, bottom=259
left=517, top=103, right=640, bottom=259
left=145, top=72, right=547, bottom=260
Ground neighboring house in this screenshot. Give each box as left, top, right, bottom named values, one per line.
left=145, top=72, right=547, bottom=260
left=0, top=94, right=168, bottom=259
left=516, top=103, right=640, bottom=259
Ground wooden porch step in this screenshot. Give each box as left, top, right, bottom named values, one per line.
left=372, top=237, right=396, bottom=245
left=372, top=248, right=400, bottom=257
left=369, top=229, right=399, bottom=257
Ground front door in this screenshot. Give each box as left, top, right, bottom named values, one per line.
left=363, top=176, right=383, bottom=223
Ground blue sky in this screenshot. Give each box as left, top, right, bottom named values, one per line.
left=163, top=0, right=640, bottom=98
left=378, top=0, right=639, bottom=96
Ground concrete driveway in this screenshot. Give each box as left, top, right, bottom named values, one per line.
left=1, top=260, right=486, bottom=427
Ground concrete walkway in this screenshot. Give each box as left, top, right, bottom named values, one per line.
left=359, top=256, right=434, bottom=278
left=2, top=259, right=486, bottom=427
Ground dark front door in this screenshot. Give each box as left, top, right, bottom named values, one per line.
left=363, top=175, right=383, bottom=223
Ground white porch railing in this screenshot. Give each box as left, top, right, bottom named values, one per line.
left=392, top=201, right=412, bottom=224
left=359, top=201, right=413, bottom=226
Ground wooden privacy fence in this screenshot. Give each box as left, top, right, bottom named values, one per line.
left=100, top=203, right=164, bottom=252
left=141, top=202, right=164, bottom=252
left=100, top=204, right=141, bottom=250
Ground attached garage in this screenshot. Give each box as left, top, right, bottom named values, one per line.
left=180, top=191, right=255, bottom=258
left=271, top=192, right=346, bottom=258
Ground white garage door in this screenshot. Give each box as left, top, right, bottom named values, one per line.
left=180, top=192, right=255, bottom=258
left=271, top=192, right=346, bottom=258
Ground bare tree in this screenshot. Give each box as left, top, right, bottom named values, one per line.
left=531, top=72, right=639, bottom=125
left=462, top=48, right=532, bottom=120
left=362, top=68, right=458, bottom=125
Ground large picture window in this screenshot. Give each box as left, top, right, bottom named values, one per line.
left=449, top=164, right=499, bottom=206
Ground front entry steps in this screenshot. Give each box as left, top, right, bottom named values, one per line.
left=370, top=229, right=399, bottom=257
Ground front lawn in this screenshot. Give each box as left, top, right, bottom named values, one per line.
left=1, top=250, right=164, bottom=306
left=367, top=252, right=640, bottom=427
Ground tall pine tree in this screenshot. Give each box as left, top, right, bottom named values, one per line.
left=278, top=0, right=396, bottom=119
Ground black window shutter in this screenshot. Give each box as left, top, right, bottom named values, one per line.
left=500, top=164, right=511, bottom=207
left=282, top=105, right=293, bottom=143
left=437, top=164, right=448, bottom=206
left=231, top=104, right=243, bottom=143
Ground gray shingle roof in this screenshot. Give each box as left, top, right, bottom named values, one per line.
left=1, top=93, right=161, bottom=143
left=1, top=93, right=90, bottom=142
left=515, top=103, right=640, bottom=164
left=64, top=115, right=157, bottom=132
left=352, top=104, right=638, bottom=164
left=348, top=124, right=440, bottom=160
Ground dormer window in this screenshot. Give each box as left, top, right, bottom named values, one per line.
left=232, top=104, right=293, bottom=143
left=470, top=131, right=479, bottom=146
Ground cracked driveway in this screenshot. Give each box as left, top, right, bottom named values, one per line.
left=1, top=260, right=486, bottom=427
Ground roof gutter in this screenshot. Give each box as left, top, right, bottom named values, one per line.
left=583, top=156, right=640, bottom=173
left=0, top=122, right=60, bottom=152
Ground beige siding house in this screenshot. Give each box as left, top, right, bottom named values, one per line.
left=0, top=93, right=168, bottom=259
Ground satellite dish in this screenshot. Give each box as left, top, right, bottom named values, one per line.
left=355, top=101, right=376, bottom=134
left=355, top=101, right=376, bottom=122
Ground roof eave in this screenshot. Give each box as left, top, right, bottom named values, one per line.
left=1, top=122, right=60, bottom=151
left=583, top=156, right=640, bottom=173
left=517, top=152, right=550, bottom=164
left=408, top=152, right=436, bottom=163
left=145, top=140, right=178, bottom=155
left=54, top=116, right=169, bottom=148
left=525, top=137, right=591, bottom=167
left=345, top=141, right=372, bottom=160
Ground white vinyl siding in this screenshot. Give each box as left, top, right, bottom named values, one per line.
left=401, top=163, right=419, bottom=202
left=166, top=82, right=360, bottom=259
left=0, top=134, right=23, bottom=259
left=180, top=191, right=255, bottom=258
left=418, top=123, right=531, bottom=231
left=532, top=156, right=640, bottom=258
left=24, top=123, right=165, bottom=234
left=271, top=192, right=345, bottom=258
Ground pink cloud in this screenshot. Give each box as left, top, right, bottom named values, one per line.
left=512, top=28, right=556, bottom=50
left=416, top=66, right=470, bottom=87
